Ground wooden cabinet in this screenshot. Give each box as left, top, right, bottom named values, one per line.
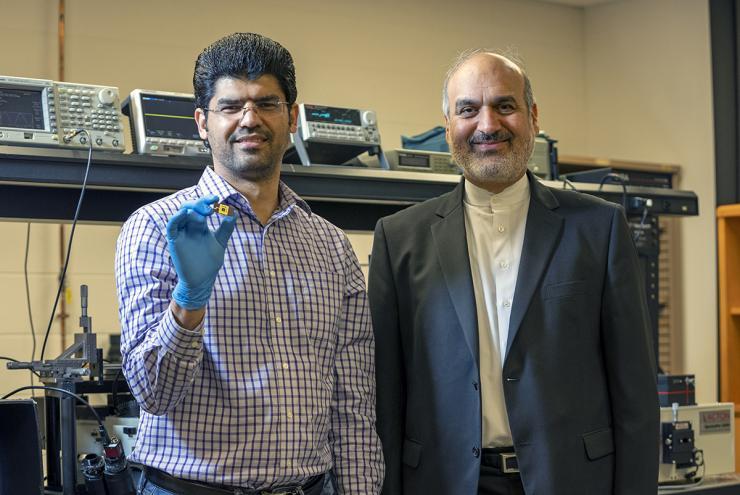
left=716, top=204, right=740, bottom=472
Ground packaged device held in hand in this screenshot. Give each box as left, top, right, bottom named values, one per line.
left=167, top=195, right=237, bottom=310
left=212, top=202, right=233, bottom=216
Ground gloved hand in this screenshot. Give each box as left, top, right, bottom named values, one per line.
left=166, top=195, right=236, bottom=310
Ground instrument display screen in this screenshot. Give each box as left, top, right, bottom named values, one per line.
left=0, top=87, right=45, bottom=130
left=303, top=104, right=360, bottom=126
left=398, top=153, right=431, bottom=168
left=141, top=94, right=199, bottom=140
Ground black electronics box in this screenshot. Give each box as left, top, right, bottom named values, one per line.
left=657, top=374, right=696, bottom=407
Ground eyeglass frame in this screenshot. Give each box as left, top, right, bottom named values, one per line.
left=203, top=100, right=292, bottom=120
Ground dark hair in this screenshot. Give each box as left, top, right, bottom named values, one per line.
left=193, top=33, right=297, bottom=110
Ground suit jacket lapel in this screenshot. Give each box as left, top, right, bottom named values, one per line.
left=505, top=173, right=563, bottom=360
left=431, top=181, right=480, bottom=367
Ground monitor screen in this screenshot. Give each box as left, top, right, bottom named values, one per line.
left=140, top=94, right=199, bottom=140
left=303, top=104, right=361, bottom=126
left=0, top=87, right=45, bottom=130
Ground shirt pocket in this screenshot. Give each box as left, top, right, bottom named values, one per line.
left=299, top=271, right=344, bottom=326
left=290, top=270, right=344, bottom=367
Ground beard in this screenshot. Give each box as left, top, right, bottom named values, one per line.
left=210, top=127, right=285, bottom=182
left=452, top=129, right=534, bottom=187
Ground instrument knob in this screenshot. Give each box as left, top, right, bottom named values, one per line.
left=361, top=110, right=377, bottom=126
left=97, top=88, right=116, bottom=106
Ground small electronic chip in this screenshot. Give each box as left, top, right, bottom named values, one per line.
left=213, top=202, right=233, bottom=216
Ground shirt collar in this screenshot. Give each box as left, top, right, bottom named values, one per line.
left=464, top=172, right=530, bottom=210
left=196, top=166, right=312, bottom=218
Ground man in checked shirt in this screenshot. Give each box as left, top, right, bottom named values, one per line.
left=115, top=32, right=384, bottom=495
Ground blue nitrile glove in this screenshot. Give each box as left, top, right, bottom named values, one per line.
left=166, top=195, right=236, bottom=310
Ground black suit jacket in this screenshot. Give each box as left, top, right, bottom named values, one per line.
left=368, top=173, right=659, bottom=495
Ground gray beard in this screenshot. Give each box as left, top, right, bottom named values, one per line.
left=453, top=138, right=534, bottom=186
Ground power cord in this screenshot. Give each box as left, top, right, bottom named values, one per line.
left=598, top=172, right=628, bottom=210
left=1, top=385, right=112, bottom=443
left=40, top=129, right=93, bottom=361
left=657, top=449, right=705, bottom=492
left=24, top=223, right=36, bottom=392
left=560, top=177, right=579, bottom=192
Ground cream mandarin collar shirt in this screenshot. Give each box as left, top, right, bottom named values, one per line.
left=463, top=173, right=530, bottom=448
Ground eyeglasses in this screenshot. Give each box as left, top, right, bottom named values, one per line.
left=205, top=101, right=290, bottom=120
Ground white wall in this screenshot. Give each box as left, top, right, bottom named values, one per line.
left=0, top=0, right=717, bottom=403
left=0, top=0, right=586, bottom=395
left=584, top=0, right=716, bottom=402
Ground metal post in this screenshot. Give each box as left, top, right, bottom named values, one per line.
left=45, top=394, right=62, bottom=491
left=60, top=386, right=77, bottom=495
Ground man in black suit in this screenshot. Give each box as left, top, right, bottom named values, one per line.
left=367, top=50, right=659, bottom=495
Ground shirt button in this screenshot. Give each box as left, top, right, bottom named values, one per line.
left=503, top=300, right=511, bottom=308
left=190, top=341, right=200, bottom=349
left=282, top=362, right=289, bottom=370
left=499, top=261, right=510, bottom=269
left=472, top=446, right=480, bottom=458
left=274, top=316, right=282, bottom=324
left=286, top=410, right=294, bottom=419
left=498, top=225, right=505, bottom=233
left=285, top=459, right=293, bottom=467
left=269, top=270, right=276, bottom=277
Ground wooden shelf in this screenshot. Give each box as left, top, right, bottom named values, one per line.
left=716, top=204, right=740, bottom=472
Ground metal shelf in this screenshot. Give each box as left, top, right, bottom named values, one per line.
left=0, top=146, right=698, bottom=230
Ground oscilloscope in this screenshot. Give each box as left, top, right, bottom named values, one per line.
left=122, top=89, right=208, bottom=157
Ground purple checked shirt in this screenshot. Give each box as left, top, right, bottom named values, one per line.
left=115, top=167, right=384, bottom=493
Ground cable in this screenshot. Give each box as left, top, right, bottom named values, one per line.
left=24, top=223, right=37, bottom=392
left=597, top=173, right=628, bottom=210
left=110, top=366, right=126, bottom=415
left=657, top=449, right=705, bottom=492
left=1, top=385, right=111, bottom=443
left=40, top=129, right=93, bottom=361
left=639, top=205, right=649, bottom=226
left=560, top=177, right=579, bottom=192
left=658, top=477, right=704, bottom=492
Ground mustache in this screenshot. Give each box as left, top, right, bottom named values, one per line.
left=229, top=130, right=271, bottom=143
left=469, top=130, right=512, bottom=145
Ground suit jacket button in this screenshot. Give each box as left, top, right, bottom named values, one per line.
left=472, top=447, right=480, bottom=458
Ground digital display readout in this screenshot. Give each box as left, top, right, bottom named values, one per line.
left=303, top=104, right=360, bottom=126
left=141, top=94, right=199, bottom=140
left=398, top=154, right=431, bottom=168
left=0, top=87, right=45, bottom=130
